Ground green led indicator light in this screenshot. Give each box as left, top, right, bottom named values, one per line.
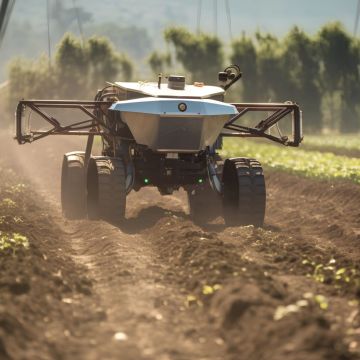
left=198, top=178, right=203, bottom=184
left=144, top=178, right=150, bottom=184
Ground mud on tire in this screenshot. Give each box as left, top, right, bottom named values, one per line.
left=222, top=157, right=266, bottom=227
left=87, top=157, right=126, bottom=222
left=61, top=151, right=87, bottom=219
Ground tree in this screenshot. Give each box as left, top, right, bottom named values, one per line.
left=282, top=27, right=322, bottom=131
left=317, top=22, right=360, bottom=132
left=230, top=34, right=258, bottom=101
left=87, top=36, right=133, bottom=86
left=86, top=23, right=153, bottom=60
left=230, top=24, right=360, bottom=132
left=254, top=32, right=285, bottom=102
left=339, top=39, right=360, bottom=133
left=55, top=34, right=89, bottom=97
left=7, top=34, right=134, bottom=116
left=55, top=34, right=133, bottom=96
left=147, top=51, right=172, bottom=76
left=164, top=27, right=224, bottom=83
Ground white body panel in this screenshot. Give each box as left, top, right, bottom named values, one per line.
left=110, top=97, right=238, bottom=152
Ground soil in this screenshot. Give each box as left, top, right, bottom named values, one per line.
left=0, top=133, right=359, bottom=360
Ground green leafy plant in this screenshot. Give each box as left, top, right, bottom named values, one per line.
left=302, top=257, right=360, bottom=294
left=273, top=293, right=329, bottom=321
left=221, top=139, right=360, bottom=184
left=0, top=232, right=29, bottom=253
left=304, top=134, right=360, bottom=151
left=1, top=198, right=16, bottom=208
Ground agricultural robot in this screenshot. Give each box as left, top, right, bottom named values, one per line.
left=15, top=65, right=302, bottom=226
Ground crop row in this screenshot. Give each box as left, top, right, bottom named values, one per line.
left=221, top=139, right=360, bottom=184
left=303, top=134, right=360, bottom=151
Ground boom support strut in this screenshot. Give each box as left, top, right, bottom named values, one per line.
left=15, top=99, right=302, bottom=147
left=223, top=102, right=302, bottom=147
left=15, top=100, right=112, bottom=144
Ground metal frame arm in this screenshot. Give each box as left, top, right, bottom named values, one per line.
left=222, top=102, right=303, bottom=147
left=15, top=100, right=113, bottom=144
left=15, top=99, right=303, bottom=148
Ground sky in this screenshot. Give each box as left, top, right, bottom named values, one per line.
left=9, top=0, right=360, bottom=39
left=186, top=0, right=359, bottom=37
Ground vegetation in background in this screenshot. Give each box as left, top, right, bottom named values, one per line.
left=304, top=135, right=360, bottom=151
left=317, top=23, right=360, bottom=133
left=231, top=23, right=360, bottom=133
left=51, top=0, right=153, bottom=58
left=0, top=21, right=151, bottom=82
left=7, top=34, right=133, bottom=115
left=160, top=24, right=360, bottom=132
left=148, top=51, right=172, bottom=76
left=164, top=27, right=224, bottom=83
left=5, top=21, right=360, bottom=133
left=86, top=23, right=153, bottom=59
left=221, top=139, right=360, bottom=184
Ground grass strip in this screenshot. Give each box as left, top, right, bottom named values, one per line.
left=221, top=139, right=360, bottom=184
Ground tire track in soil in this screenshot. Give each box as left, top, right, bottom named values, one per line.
left=2, top=135, right=225, bottom=359
left=266, top=171, right=360, bottom=261
left=147, top=214, right=359, bottom=360
left=67, top=219, right=224, bottom=360
left=1, top=133, right=360, bottom=359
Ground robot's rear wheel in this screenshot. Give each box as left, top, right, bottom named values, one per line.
left=222, top=157, right=266, bottom=227
left=87, top=156, right=126, bottom=222
left=61, top=151, right=86, bottom=219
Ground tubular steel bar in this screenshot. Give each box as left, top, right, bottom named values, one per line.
left=223, top=102, right=302, bottom=147
left=16, top=100, right=113, bottom=144
left=16, top=99, right=302, bottom=147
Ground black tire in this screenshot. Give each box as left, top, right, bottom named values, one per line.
left=248, top=158, right=266, bottom=225
left=187, top=182, right=222, bottom=224
left=222, top=157, right=266, bottom=227
left=61, top=151, right=87, bottom=219
left=87, top=156, right=126, bottom=222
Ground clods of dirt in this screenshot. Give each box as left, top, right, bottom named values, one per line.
left=146, top=215, right=357, bottom=359
left=0, top=163, right=98, bottom=359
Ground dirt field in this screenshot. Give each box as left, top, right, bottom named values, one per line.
left=0, top=133, right=359, bottom=360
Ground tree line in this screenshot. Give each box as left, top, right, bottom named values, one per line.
left=7, top=34, right=132, bottom=111
left=161, top=23, right=360, bottom=133
left=6, top=22, right=360, bottom=133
